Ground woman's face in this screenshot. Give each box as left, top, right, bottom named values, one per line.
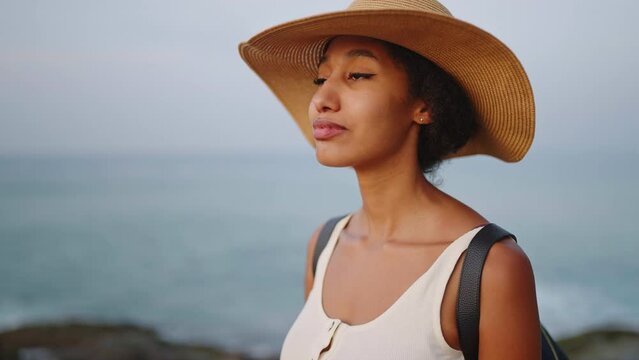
left=308, top=35, right=426, bottom=169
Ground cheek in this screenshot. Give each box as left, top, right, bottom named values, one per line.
left=350, top=92, right=410, bottom=134
left=363, top=98, right=414, bottom=156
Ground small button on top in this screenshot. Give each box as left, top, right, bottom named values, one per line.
left=328, top=321, right=336, bottom=331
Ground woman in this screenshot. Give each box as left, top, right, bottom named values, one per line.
left=239, top=1, right=540, bottom=359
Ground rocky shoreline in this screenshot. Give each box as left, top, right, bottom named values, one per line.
left=0, top=321, right=637, bottom=360
left=0, top=322, right=276, bottom=360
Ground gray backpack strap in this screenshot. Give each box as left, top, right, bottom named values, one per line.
left=456, top=223, right=569, bottom=360
left=312, top=214, right=349, bottom=278
left=456, top=223, right=517, bottom=360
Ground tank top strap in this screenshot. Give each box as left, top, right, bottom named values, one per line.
left=440, top=223, right=485, bottom=263
left=313, top=213, right=354, bottom=289
left=431, top=224, right=485, bottom=280
left=428, top=224, right=487, bottom=316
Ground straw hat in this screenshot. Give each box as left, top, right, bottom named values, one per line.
left=238, top=0, right=535, bottom=162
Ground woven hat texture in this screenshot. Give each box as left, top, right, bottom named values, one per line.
left=238, top=0, right=535, bottom=162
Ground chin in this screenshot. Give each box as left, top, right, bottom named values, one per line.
left=314, top=143, right=353, bottom=168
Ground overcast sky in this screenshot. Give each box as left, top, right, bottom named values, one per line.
left=1, top=0, right=637, bottom=156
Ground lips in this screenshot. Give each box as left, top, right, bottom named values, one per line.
left=312, top=119, right=347, bottom=140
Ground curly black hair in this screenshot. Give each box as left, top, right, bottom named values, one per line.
left=381, top=40, right=478, bottom=176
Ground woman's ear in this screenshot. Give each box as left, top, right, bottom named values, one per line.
left=413, top=102, right=432, bottom=125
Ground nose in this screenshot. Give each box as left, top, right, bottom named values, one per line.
left=310, top=76, right=340, bottom=114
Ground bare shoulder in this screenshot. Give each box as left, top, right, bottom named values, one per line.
left=478, top=236, right=542, bottom=358
left=483, top=237, right=534, bottom=283
left=304, top=223, right=323, bottom=301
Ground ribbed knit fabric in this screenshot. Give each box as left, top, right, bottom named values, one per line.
left=281, top=213, right=485, bottom=359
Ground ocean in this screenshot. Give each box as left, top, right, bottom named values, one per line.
left=0, top=150, right=637, bottom=357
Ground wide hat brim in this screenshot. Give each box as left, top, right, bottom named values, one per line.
left=238, top=9, right=535, bottom=162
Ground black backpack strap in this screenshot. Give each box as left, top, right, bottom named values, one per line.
left=312, top=214, right=350, bottom=278
left=456, top=223, right=517, bottom=360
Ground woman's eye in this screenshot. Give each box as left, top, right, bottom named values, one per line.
left=347, top=72, right=375, bottom=80
left=313, top=77, right=326, bottom=86
left=313, top=73, right=375, bottom=86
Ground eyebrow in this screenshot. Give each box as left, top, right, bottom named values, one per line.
left=318, top=48, right=379, bottom=67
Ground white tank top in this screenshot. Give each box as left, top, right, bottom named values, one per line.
left=280, top=213, right=486, bottom=360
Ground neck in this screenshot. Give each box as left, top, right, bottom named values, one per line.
left=351, top=146, right=443, bottom=245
